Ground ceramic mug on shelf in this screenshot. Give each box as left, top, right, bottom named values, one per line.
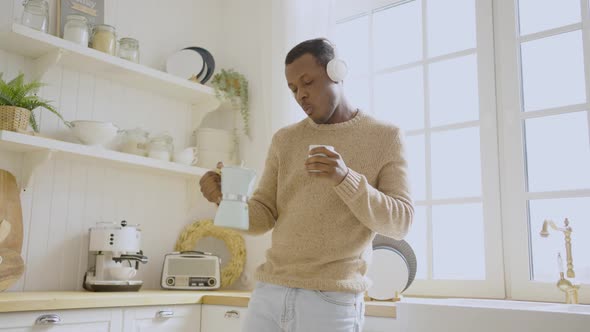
left=173, top=147, right=198, bottom=166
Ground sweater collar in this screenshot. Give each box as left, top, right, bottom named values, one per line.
left=305, top=110, right=364, bottom=130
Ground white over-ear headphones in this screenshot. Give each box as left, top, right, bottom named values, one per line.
left=326, top=57, right=348, bottom=83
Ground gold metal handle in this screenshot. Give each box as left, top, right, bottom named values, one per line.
left=540, top=218, right=575, bottom=278
left=540, top=218, right=580, bottom=304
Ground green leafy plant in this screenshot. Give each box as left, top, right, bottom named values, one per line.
left=0, top=72, right=65, bottom=132
left=210, top=69, right=249, bottom=137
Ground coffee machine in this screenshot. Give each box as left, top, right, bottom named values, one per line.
left=83, top=220, right=148, bottom=292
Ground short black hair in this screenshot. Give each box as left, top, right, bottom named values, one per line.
left=285, top=38, right=335, bottom=67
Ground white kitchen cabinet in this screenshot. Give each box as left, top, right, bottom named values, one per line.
left=363, top=315, right=399, bottom=331
left=122, top=304, right=201, bottom=332
left=200, top=304, right=248, bottom=332
left=0, top=308, right=122, bottom=332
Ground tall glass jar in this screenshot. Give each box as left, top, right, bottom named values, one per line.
left=63, top=15, right=89, bottom=46
left=21, top=0, right=49, bottom=33
left=90, top=24, right=117, bottom=55
left=120, top=127, right=149, bottom=156
left=117, top=38, right=140, bottom=63
left=148, top=134, right=174, bottom=161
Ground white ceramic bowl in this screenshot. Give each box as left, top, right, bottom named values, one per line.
left=69, top=120, right=119, bottom=147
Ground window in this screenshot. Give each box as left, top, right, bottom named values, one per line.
left=496, top=0, right=590, bottom=302
left=333, top=0, right=590, bottom=302
left=333, top=0, right=504, bottom=298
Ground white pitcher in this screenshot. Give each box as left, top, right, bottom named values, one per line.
left=213, top=166, right=256, bottom=230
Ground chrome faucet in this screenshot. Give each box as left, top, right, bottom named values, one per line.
left=540, top=218, right=580, bottom=304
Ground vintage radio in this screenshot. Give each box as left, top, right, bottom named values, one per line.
left=161, top=251, right=220, bottom=290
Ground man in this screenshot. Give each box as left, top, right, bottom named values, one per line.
left=199, top=38, right=413, bottom=332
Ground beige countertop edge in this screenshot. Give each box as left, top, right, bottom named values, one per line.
left=0, top=290, right=396, bottom=318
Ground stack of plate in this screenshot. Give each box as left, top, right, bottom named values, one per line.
left=166, top=47, right=215, bottom=84
left=195, top=128, right=236, bottom=169
left=366, top=234, right=417, bottom=301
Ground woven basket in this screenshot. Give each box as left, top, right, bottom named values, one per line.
left=0, top=106, right=30, bottom=132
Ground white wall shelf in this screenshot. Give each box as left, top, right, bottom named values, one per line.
left=0, top=23, right=220, bottom=112
left=0, top=130, right=207, bottom=190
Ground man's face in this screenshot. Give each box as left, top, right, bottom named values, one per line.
left=285, top=53, right=340, bottom=124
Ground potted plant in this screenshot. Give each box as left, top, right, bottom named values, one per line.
left=0, top=72, right=66, bottom=133
left=210, top=69, right=249, bottom=137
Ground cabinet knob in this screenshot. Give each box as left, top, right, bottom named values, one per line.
left=35, top=314, right=61, bottom=325
left=224, top=310, right=240, bottom=319
left=156, top=310, right=175, bottom=318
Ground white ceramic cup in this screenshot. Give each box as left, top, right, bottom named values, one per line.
left=109, top=266, right=137, bottom=281
left=308, top=145, right=335, bottom=173
left=174, top=147, right=198, bottom=165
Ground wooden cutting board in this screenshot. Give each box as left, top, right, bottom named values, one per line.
left=0, top=248, right=24, bottom=291
left=0, top=170, right=23, bottom=253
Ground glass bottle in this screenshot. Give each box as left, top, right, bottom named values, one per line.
left=63, top=15, right=89, bottom=46
left=21, top=0, right=49, bottom=33
left=90, top=24, right=117, bottom=55
left=117, top=38, right=140, bottom=63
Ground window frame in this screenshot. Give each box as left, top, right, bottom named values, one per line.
left=494, top=0, right=590, bottom=303
left=332, top=0, right=505, bottom=298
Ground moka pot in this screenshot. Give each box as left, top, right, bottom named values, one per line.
left=213, top=166, right=256, bottom=230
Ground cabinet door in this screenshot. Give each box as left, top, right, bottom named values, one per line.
left=363, top=316, right=399, bottom=332
left=0, top=308, right=123, bottom=332
left=122, top=304, right=201, bottom=332
left=200, top=305, right=248, bottom=332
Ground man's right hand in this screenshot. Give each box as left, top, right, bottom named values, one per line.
left=199, top=162, right=223, bottom=204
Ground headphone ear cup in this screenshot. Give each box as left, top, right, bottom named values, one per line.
left=326, top=58, right=348, bottom=82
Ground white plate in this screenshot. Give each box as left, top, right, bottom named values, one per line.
left=367, top=235, right=417, bottom=300
left=367, top=246, right=410, bottom=300
left=166, top=49, right=205, bottom=81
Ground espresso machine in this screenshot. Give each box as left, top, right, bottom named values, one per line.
left=83, top=220, right=148, bottom=292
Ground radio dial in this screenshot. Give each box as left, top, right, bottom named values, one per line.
left=208, top=278, right=216, bottom=287
left=166, top=277, right=175, bottom=286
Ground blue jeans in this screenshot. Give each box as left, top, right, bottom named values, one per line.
left=242, top=282, right=365, bottom=332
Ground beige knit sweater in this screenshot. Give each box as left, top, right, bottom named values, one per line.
left=247, top=111, right=414, bottom=293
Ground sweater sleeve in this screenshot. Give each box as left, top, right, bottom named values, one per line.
left=246, top=135, right=280, bottom=235
left=333, top=129, right=414, bottom=239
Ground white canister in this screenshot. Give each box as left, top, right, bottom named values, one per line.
left=62, top=14, right=89, bottom=46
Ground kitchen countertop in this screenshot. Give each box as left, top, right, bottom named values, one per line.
left=0, top=290, right=396, bottom=318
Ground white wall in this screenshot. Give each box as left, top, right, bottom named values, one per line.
left=207, top=0, right=275, bottom=289
left=0, top=0, right=251, bottom=291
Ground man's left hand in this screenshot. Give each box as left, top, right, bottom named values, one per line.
left=305, top=146, right=349, bottom=185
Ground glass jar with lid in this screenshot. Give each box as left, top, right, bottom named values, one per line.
left=90, top=24, right=117, bottom=55
left=63, top=15, right=89, bottom=46
left=120, top=127, right=149, bottom=156
left=118, top=38, right=140, bottom=63
left=21, top=0, right=49, bottom=33
left=148, top=133, right=174, bottom=161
